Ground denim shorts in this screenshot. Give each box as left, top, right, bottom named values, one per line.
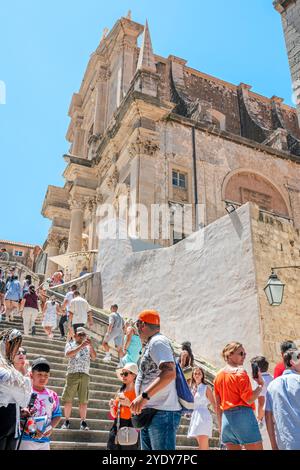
left=221, top=406, right=262, bottom=446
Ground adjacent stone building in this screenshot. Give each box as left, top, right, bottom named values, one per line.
left=0, top=240, right=42, bottom=272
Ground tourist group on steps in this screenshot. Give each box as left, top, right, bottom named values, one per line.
left=0, top=268, right=300, bottom=451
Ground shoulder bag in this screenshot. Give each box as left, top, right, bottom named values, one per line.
left=115, top=403, right=139, bottom=446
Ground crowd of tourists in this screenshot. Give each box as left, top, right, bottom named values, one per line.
left=0, top=273, right=299, bottom=452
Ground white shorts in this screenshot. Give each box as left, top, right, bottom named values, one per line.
left=19, top=440, right=50, bottom=450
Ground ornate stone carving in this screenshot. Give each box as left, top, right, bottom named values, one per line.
left=47, top=231, right=62, bottom=248
left=69, top=197, right=85, bottom=211
left=96, top=187, right=104, bottom=204
left=128, top=138, right=159, bottom=158
left=106, top=167, right=119, bottom=190
left=98, top=66, right=109, bottom=82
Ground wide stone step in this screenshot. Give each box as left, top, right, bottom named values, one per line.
left=52, top=429, right=109, bottom=443
left=58, top=418, right=114, bottom=432
left=23, top=339, right=67, bottom=352
left=51, top=441, right=106, bottom=450
left=49, top=368, right=121, bottom=383
left=48, top=379, right=119, bottom=394
left=25, top=352, right=119, bottom=369
left=24, top=345, right=116, bottom=361
left=50, top=385, right=117, bottom=400
left=51, top=428, right=216, bottom=448
left=61, top=407, right=110, bottom=420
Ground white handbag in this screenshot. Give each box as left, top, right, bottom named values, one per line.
left=115, top=403, right=139, bottom=446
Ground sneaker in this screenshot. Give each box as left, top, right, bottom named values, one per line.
left=80, top=420, right=89, bottom=431
left=61, top=420, right=70, bottom=430
left=102, top=354, right=111, bottom=363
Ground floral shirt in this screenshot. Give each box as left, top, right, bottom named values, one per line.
left=65, top=340, right=91, bottom=375
left=21, top=387, right=62, bottom=443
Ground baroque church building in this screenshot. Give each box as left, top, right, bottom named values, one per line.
left=41, top=5, right=300, bottom=367
left=42, top=12, right=300, bottom=275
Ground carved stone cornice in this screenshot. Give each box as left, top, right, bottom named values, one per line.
left=128, top=137, right=159, bottom=158
left=69, top=197, right=86, bottom=211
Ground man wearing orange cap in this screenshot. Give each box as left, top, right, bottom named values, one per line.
left=130, top=310, right=181, bottom=450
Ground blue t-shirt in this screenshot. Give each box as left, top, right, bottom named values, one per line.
left=265, top=369, right=300, bottom=450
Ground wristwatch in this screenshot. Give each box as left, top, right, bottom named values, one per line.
left=142, top=392, right=150, bottom=401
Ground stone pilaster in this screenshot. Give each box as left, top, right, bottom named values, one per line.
left=93, top=67, right=109, bottom=137
left=45, top=231, right=61, bottom=277
left=72, top=116, right=85, bottom=157
left=67, top=197, right=85, bottom=253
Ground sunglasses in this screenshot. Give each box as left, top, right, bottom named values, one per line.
left=16, top=349, right=26, bottom=356
left=120, top=371, right=133, bottom=377
left=238, top=351, right=246, bottom=357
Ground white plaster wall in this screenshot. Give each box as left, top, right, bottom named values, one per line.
left=97, top=203, right=261, bottom=367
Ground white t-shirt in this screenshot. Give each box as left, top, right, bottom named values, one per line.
left=69, top=296, right=91, bottom=325
left=64, top=291, right=74, bottom=313
left=135, top=333, right=181, bottom=411
left=252, top=372, right=273, bottom=410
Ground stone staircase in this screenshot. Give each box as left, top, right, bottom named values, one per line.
left=0, top=315, right=219, bottom=450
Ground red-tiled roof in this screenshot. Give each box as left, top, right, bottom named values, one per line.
left=0, top=240, right=41, bottom=249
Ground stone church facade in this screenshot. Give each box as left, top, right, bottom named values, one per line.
left=42, top=13, right=300, bottom=278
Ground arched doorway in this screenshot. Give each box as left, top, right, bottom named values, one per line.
left=223, top=171, right=290, bottom=218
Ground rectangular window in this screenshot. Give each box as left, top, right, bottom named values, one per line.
left=172, top=170, right=186, bottom=189
left=14, top=250, right=23, bottom=257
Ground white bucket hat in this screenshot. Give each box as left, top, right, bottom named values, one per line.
left=116, top=362, right=138, bottom=381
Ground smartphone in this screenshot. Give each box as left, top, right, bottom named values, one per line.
left=251, top=362, right=259, bottom=379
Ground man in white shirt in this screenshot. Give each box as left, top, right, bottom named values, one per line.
left=130, top=310, right=181, bottom=451
left=59, top=285, right=77, bottom=339
left=68, top=291, right=93, bottom=335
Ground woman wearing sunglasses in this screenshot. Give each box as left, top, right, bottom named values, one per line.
left=214, top=342, right=264, bottom=450
left=107, top=363, right=139, bottom=450
left=13, top=348, right=30, bottom=377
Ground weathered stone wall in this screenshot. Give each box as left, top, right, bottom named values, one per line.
left=161, top=120, right=300, bottom=228
left=97, top=203, right=262, bottom=368
left=251, top=203, right=300, bottom=368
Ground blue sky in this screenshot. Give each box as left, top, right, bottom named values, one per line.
left=0, top=0, right=292, bottom=246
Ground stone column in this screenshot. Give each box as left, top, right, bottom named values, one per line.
left=68, top=198, right=85, bottom=253
left=94, top=68, right=108, bottom=137
left=45, top=232, right=60, bottom=278
left=72, top=116, right=84, bottom=157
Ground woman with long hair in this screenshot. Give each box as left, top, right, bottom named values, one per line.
left=179, top=341, right=194, bottom=384
left=107, top=363, right=139, bottom=450
left=188, top=367, right=216, bottom=450
left=0, top=329, right=31, bottom=450
left=214, top=342, right=264, bottom=451
left=121, top=319, right=142, bottom=366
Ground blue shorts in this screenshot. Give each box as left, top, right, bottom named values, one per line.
left=221, top=406, right=262, bottom=446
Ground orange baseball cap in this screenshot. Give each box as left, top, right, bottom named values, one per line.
left=138, top=310, right=160, bottom=326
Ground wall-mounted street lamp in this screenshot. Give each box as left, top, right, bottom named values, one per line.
left=225, top=203, right=236, bottom=214
left=264, top=266, right=300, bottom=306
